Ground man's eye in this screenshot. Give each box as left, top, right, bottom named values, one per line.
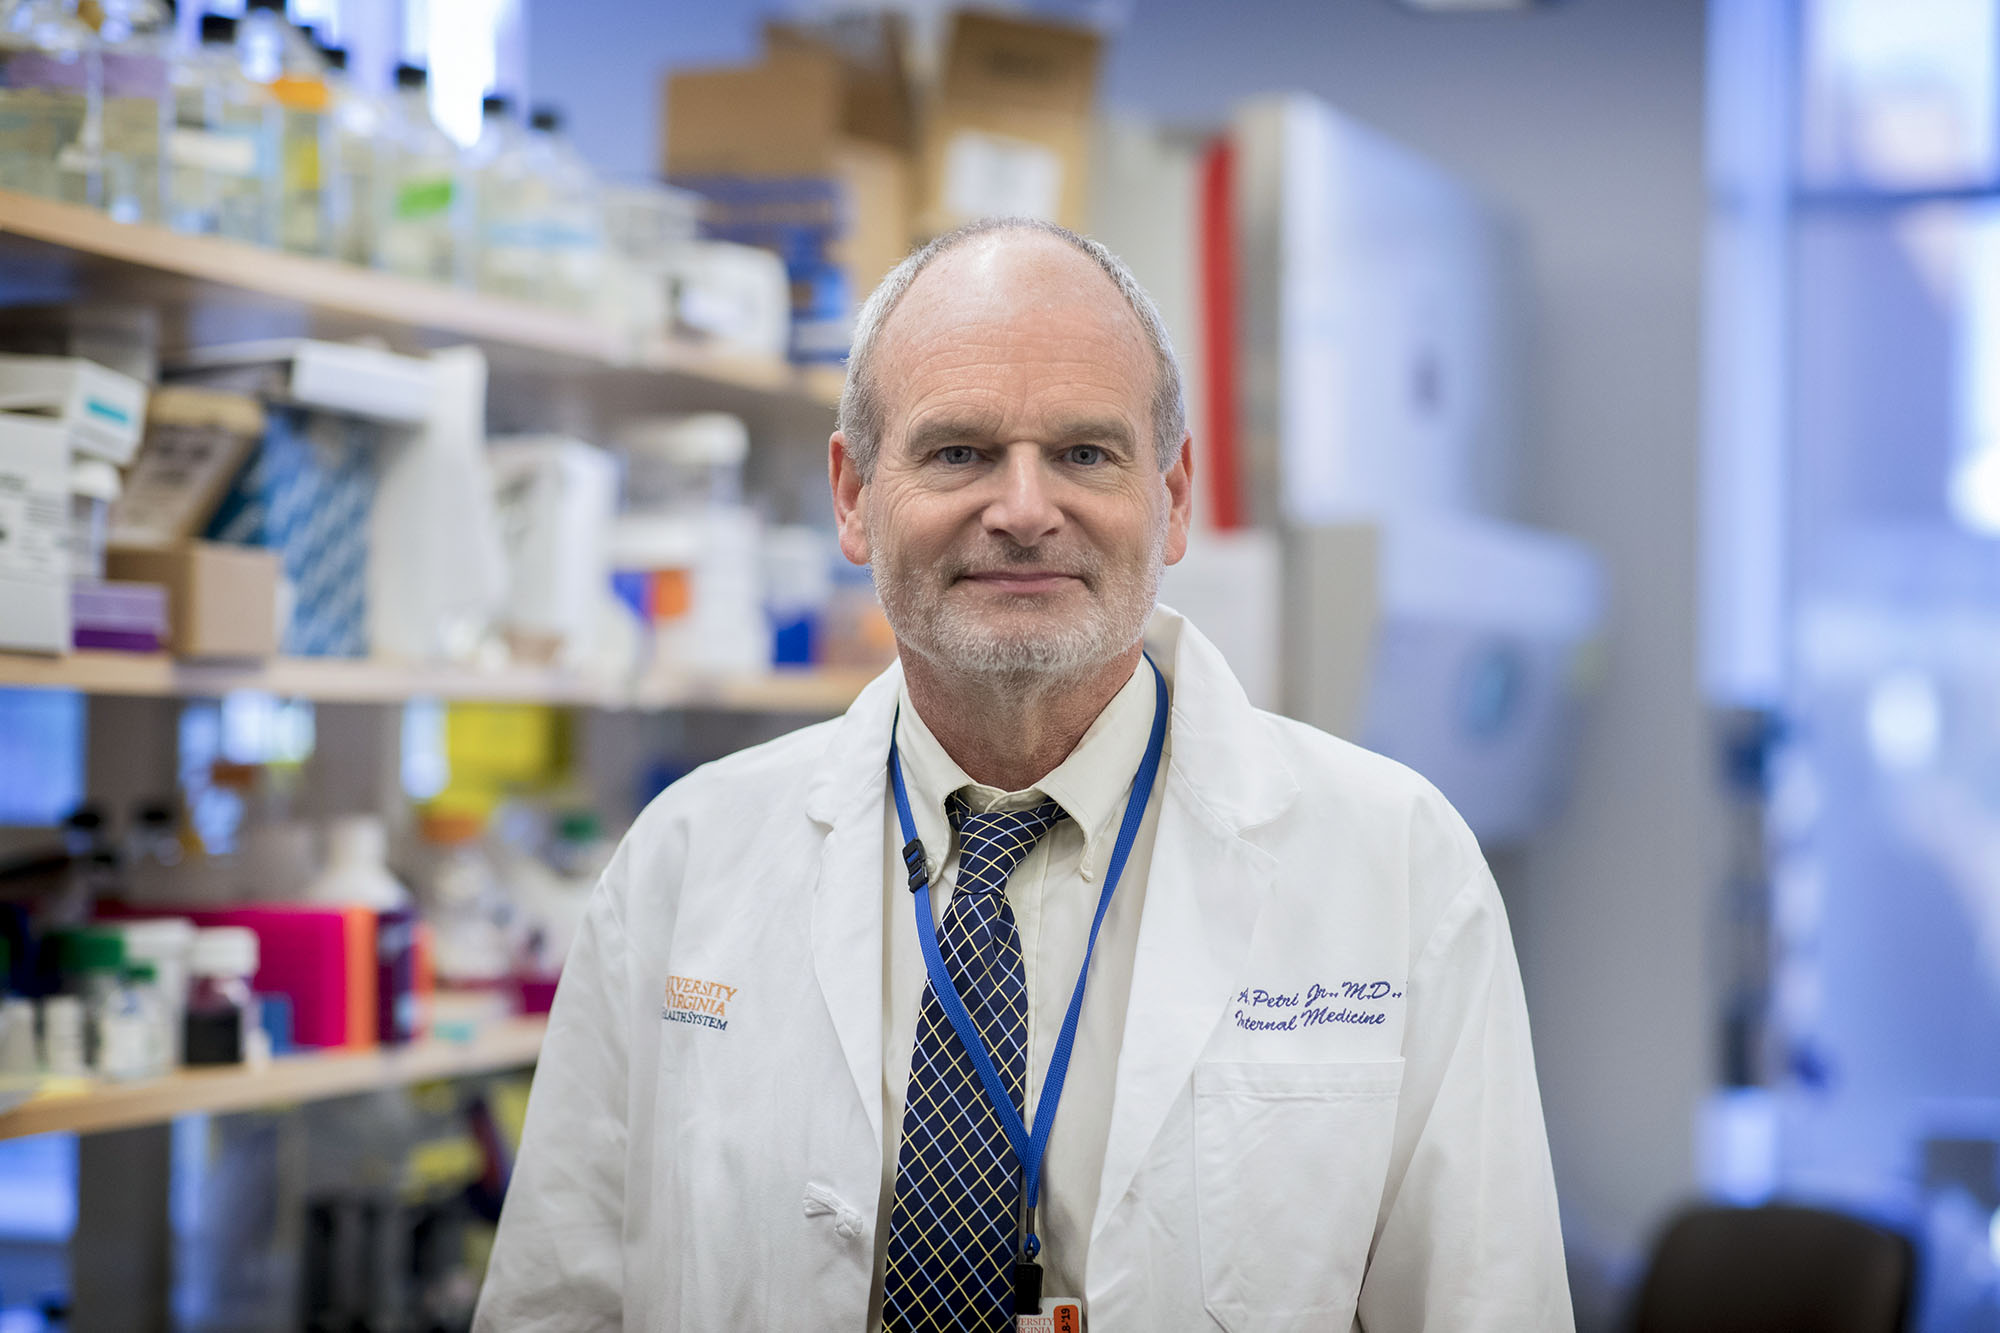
left=1067, top=445, right=1106, bottom=466
left=937, top=445, right=979, bottom=465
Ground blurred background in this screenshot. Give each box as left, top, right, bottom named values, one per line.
left=0, top=0, right=1990, bottom=1328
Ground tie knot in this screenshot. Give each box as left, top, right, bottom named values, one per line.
left=946, top=793, right=1067, bottom=897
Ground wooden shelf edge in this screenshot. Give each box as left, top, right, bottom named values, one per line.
left=0, top=190, right=842, bottom=409
left=0, top=1016, right=547, bottom=1140
left=0, top=651, right=880, bottom=713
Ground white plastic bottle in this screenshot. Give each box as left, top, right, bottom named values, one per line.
left=376, top=62, right=459, bottom=283
left=524, top=105, right=601, bottom=312
left=98, top=959, right=165, bottom=1080
left=303, top=814, right=410, bottom=911
left=39, top=994, right=87, bottom=1075
left=0, top=0, right=98, bottom=206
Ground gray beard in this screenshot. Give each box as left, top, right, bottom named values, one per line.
left=868, top=524, right=1165, bottom=685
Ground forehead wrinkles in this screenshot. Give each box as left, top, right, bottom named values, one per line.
left=876, top=258, right=1154, bottom=443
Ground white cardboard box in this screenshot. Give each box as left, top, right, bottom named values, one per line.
left=0, top=416, right=74, bottom=652
left=0, top=354, right=150, bottom=465
left=170, top=339, right=435, bottom=424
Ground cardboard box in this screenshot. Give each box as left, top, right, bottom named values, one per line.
left=917, top=11, right=1102, bottom=236
left=110, top=386, right=266, bottom=550
left=0, top=353, right=149, bottom=464
left=0, top=416, right=72, bottom=653
left=106, top=541, right=282, bottom=659
left=664, top=26, right=915, bottom=350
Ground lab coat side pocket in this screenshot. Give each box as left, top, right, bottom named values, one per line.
left=1192, top=1059, right=1405, bottom=1333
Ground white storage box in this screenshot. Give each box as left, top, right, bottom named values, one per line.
left=0, top=354, right=149, bottom=465
left=0, top=416, right=74, bottom=652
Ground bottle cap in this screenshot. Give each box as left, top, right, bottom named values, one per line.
left=136, top=798, right=175, bottom=828
left=243, top=0, right=284, bottom=12
left=320, top=44, right=347, bottom=71
left=482, top=92, right=513, bottom=117
left=64, top=806, right=103, bottom=833
left=59, top=928, right=125, bottom=976
left=190, top=927, right=259, bottom=979
left=394, top=62, right=428, bottom=90
left=529, top=106, right=561, bottom=134
left=557, top=810, right=601, bottom=843
left=198, top=13, right=236, bottom=43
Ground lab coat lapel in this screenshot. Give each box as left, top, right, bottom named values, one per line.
left=804, top=663, right=904, bottom=1150
left=1092, top=611, right=1298, bottom=1244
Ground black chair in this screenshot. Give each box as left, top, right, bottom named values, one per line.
left=1631, top=1203, right=1915, bottom=1333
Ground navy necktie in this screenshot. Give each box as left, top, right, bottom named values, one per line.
left=884, top=793, right=1068, bottom=1333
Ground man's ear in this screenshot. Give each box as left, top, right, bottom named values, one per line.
left=830, top=431, right=871, bottom=566
left=1162, top=431, right=1194, bottom=566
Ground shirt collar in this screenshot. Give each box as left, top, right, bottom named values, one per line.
left=893, top=657, right=1157, bottom=872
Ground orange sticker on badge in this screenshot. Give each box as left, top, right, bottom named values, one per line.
left=1018, top=1298, right=1084, bottom=1333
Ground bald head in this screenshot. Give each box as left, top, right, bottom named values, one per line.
left=838, top=219, right=1187, bottom=479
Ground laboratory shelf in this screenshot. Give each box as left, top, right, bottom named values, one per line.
left=0, top=1015, right=548, bottom=1141
left=0, top=189, right=843, bottom=412
left=0, top=650, right=879, bottom=712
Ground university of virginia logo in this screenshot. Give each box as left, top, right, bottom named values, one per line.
left=662, top=975, right=736, bottom=1032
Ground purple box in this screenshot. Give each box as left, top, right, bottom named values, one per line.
left=71, top=580, right=168, bottom=653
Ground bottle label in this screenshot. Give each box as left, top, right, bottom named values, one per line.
left=169, top=127, right=259, bottom=177
left=395, top=175, right=454, bottom=220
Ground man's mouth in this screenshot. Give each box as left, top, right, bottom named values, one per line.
left=956, top=569, right=1084, bottom=595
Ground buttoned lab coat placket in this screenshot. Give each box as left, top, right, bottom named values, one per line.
left=474, top=608, right=1575, bottom=1333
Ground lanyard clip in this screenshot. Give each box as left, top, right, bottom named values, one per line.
left=901, top=838, right=928, bottom=894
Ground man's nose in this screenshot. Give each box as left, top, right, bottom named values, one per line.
left=980, top=446, right=1063, bottom=547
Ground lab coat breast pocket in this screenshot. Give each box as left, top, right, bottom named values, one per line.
left=1192, top=1059, right=1405, bottom=1333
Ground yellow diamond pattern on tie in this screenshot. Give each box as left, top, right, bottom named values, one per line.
left=884, top=794, right=1068, bottom=1333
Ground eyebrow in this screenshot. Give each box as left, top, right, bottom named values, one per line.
left=899, top=416, right=1138, bottom=456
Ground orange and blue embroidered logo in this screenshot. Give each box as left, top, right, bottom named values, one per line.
left=663, top=975, right=736, bottom=1032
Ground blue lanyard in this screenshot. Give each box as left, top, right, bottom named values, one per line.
left=888, top=653, right=1168, bottom=1261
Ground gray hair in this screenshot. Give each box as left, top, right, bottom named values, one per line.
left=838, top=217, right=1188, bottom=478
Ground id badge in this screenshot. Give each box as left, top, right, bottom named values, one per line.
left=1016, top=1297, right=1084, bottom=1332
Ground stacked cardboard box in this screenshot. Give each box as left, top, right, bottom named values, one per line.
left=662, top=9, right=1103, bottom=362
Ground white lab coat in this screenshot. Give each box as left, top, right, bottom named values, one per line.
left=475, top=609, right=1573, bottom=1332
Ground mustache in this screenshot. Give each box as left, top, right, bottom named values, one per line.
left=944, top=541, right=1101, bottom=582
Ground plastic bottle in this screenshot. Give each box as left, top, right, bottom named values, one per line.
left=318, top=42, right=381, bottom=265
left=302, top=814, right=409, bottom=911
left=98, top=957, right=162, bottom=1080
left=524, top=105, right=601, bottom=311
left=376, top=62, right=458, bottom=283
left=0, top=938, right=35, bottom=1074
left=39, top=993, right=86, bottom=1075
left=417, top=811, right=514, bottom=986
left=469, top=92, right=537, bottom=301
left=184, top=924, right=257, bottom=1066
left=112, top=914, right=192, bottom=1062
left=168, top=13, right=263, bottom=240
left=236, top=0, right=323, bottom=253
left=59, top=925, right=125, bottom=1070
left=0, top=0, right=98, bottom=206
left=94, top=0, right=170, bottom=223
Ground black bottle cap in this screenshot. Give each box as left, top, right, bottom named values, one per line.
left=198, top=13, right=237, bottom=43
left=394, top=62, right=428, bottom=90
left=529, top=105, right=562, bottom=133
left=482, top=92, right=513, bottom=117
left=243, top=0, right=284, bottom=13
left=320, top=44, right=347, bottom=71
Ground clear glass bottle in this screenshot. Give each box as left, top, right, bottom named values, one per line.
left=0, top=0, right=98, bottom=206
left=319, top=42, right=381, bottom=265
left=525, top=105, right=601, bottom=312
left=167, top=13, right=263, bottom=239
left=94, top=0, right=168, bottom=223
left=469, top=92, right=536, bottom=300
left=376, top=62, right=458, bottom=283
left=235, top=0, right=323, bottom=253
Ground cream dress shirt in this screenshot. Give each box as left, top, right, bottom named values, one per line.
left=867, top=658, right=1169, bottom=1326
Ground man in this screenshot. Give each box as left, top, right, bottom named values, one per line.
left=475, top=219, right=1572, bottom=1331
